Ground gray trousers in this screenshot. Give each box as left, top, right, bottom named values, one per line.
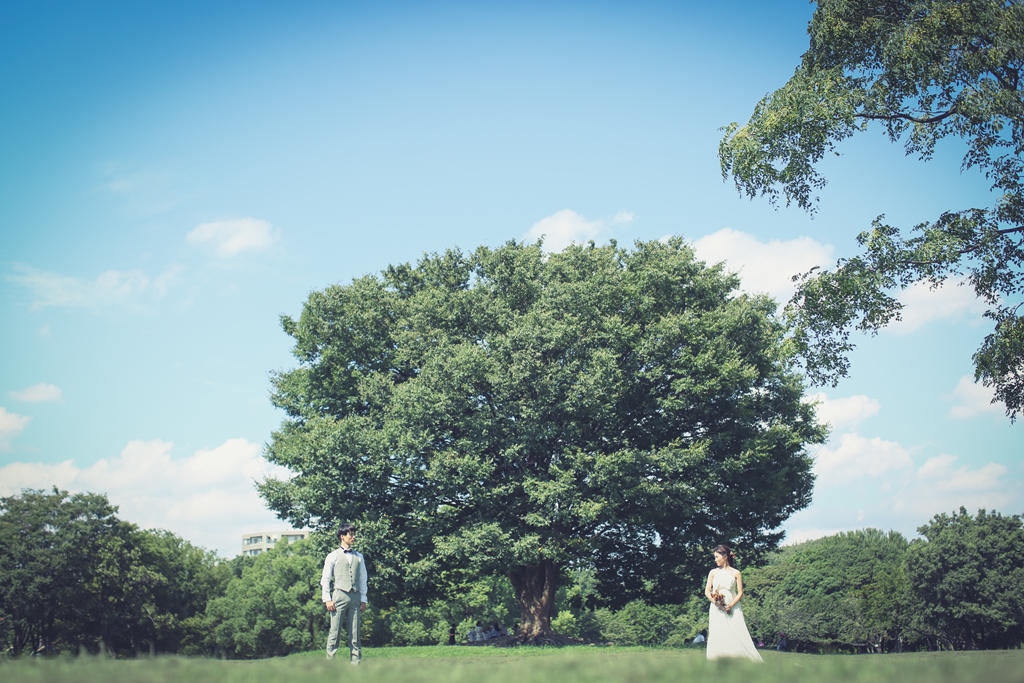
left=326, top=589, right=361, bottom=662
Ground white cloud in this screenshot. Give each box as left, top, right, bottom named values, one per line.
left=7, top=264, right=181, bottom=311
left=786, top=421, right=1019, bottom=540
left=186, top=218, right=275, bottom=257
left=946, top=375, right=1004, bottom=419
left=689, top=231, right=985, bottom=327
left=916, top=454, right=1007, bottom=492
left=152, top=264, right=184, bottom=295
left=0, top=438, right=295, bottom=556
left=804, top=392, right=880, bottom=431
left=0, top=460, right=78, bottom=490
left=0, top=407, right=31, bottom=451
left=10, top=383, right=62, bottom=403
left=524, top=209, right=631, bottom=253
left=892, top=454, right=1014, bottom=518
left=813, top=432, right=914, bottom=486
left=889, top=278, right=987, bottom=334
left=782, top=527, right=847, bottom=546
left=691, top=228, right=834, bottom=303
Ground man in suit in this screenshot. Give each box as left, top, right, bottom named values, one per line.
left=320, top=522, right=368, bottom=664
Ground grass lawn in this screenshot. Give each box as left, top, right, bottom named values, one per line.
left=3, top=645, right=1022, bottom=683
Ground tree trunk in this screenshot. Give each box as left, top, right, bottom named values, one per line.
left=13, top=623, right=25, bottom=658
left=505, top=559, right=575, bottom=645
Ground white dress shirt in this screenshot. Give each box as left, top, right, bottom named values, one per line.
left=320, top=547, right=368, bottom=604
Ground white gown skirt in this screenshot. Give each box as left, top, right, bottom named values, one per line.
left=706, top=591, right=763, bottom=662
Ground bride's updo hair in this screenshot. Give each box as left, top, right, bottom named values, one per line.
left=714, top=544, right=735, bottom=567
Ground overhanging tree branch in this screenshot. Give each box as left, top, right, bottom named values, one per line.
left=720, top=0, right=1024, bottom=420
left=855, top=106, right=959, bottom=125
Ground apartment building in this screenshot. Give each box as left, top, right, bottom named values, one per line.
left=240, top=529, right=308, bottom=556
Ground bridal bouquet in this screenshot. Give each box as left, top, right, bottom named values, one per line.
left=710, top=590, right=727, bottom=611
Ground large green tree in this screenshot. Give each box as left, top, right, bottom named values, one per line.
left=906, top=507, right=1024, bottom=650
left=0, top=488, right=158, bottom=656
left=260, top=239, right=824, bottom=642
left=742, top=529, right=913, bottom=652
left=0, top=489, right=225, bottom=657
left=719, top=0, right=1024, bottom=419
left=204, top=538, right=324, bottom=658
left=137, top=529, right=231, bottom=655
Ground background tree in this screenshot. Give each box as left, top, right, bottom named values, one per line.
left=260, top=239, right=824, bottom=643
left=0, top=488, right=85, bottom=656
left=137, top=529, right=231, bottom=655
left=719, top=0, right=1024, bottom=419
left=742, top=529, right=912, bottom=652
left=0, top=488, right=160, bottom=656
left=0, top=489, right=227, bottom=657
left=67, top=517, right=163, bottom=655
left=375, top=574, right=519, bottom=646
left=204, top=538, right=324, bottom=659
left=590, top=598, right=708, bottom=646
left=906, top=507, right=1024, bottom=650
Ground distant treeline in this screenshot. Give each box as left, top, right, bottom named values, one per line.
left=1, top=489, right=1021, bottom=657
left=740, top=515, right=1024, bottom=653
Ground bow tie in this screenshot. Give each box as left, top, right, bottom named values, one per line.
left=342, top=548, right=353, bottom=553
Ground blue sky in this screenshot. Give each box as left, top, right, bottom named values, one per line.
left=1, top=1, right=1019, bottom=557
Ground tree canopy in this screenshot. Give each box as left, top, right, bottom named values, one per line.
left=742, top=529, right=912, bottom=652
left=260, top=239, right=824, bottom=642
left=907, top=507, right=1024, bottom=650
left=719, top=0, right=1024, bottom=420
left=739, top=512, right=1024, bottom=653
left=204, top=538, right=323, bottom=658
left=0, top=488, right=224, bottom=656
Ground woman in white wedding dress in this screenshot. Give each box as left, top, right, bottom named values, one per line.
left=704, top=544, right=762, bottom=662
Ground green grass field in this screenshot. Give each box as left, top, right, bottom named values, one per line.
left=4, top=646, right=1023, bottom=683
